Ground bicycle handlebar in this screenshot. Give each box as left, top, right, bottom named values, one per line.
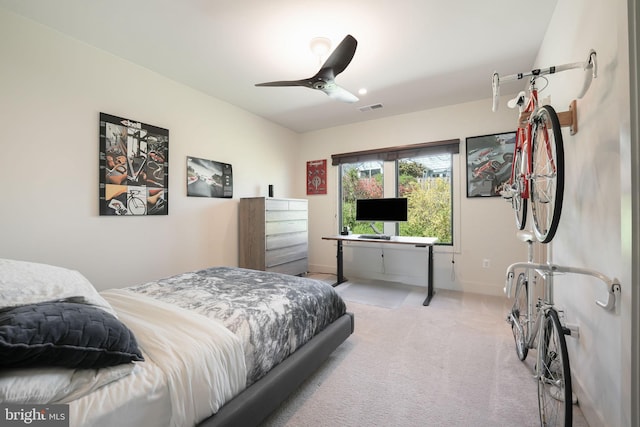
left=504, top=260, right=621, bottom=311
left=492, top=49, right=597, bottom=112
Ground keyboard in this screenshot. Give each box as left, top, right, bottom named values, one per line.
left=358, top=234, right=391, bottom=240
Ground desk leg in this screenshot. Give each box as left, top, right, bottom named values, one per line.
left=334, top=240, right=346, bottom=286
left=422, top=245, right=434, bottom=306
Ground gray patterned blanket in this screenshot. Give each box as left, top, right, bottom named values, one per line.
left=126, top=267, right=346, bottom=386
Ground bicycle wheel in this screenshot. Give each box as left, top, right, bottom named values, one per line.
left=513, top=147, right=527, bottom=230
left=537, top=307, right=572, bottom=427
left=128, top=196, right=147, bottom=215
left=531, top=105, right=564, bottom=243
left=510, top=273, right=529, bottom=361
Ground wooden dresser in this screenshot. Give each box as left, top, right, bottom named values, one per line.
left=238, top=197, right=308, bottom=276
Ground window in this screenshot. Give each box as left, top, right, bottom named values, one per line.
left=340, top=161, right=384, bottom=234
left=333, top=140, right=458, bottom=244
left=397, top=154, right=452, bottom=243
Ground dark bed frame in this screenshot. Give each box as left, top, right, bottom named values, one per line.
left=198, top=312, right=354, bottom=427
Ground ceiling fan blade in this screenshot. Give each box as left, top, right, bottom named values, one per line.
left=254, top=35, right=358, bottom=103
left=319, top=83, right=359, bottom=103
left=319, top=35, right=357, bottom=78
left=255, top=79, right=309, bottom=87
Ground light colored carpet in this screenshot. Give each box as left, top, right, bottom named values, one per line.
left=334, top=280, right=412, bottom=309
left=261, top=277, right=589, bottom=426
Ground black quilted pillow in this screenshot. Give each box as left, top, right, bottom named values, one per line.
left=0, top=301, right=144, bottom=369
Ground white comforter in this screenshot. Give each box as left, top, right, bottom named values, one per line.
left=70, top=289, right=247, bottom=427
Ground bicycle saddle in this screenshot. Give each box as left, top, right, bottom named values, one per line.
left=507, top=91, right=526, bottom=109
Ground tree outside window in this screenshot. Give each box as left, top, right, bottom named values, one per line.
left=398, top=155, right=452, bottom=244
left=341, top=161, right=384, bottom=234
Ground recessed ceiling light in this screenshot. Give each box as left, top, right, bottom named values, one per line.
left=358, top=88, right=368, bottom=95
left=309, top=37, right=331, bottom=57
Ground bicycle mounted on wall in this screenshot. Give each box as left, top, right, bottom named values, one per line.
left=492, top=49, right=597, bottom=243
left=492, top=50, right=623, bottom=426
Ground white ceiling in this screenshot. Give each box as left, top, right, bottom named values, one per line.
left=1, top=0, right=558, bottom=133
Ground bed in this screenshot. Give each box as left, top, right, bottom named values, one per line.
left=0, top=259, right=353, bottom=426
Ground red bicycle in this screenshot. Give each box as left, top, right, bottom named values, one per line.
left=492, top=50, right=597, bottom=243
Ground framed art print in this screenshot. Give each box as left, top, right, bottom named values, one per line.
left=306, top=159, right=327, bottom=195
left=99, top=113, right=169, bottom=215
left=466, top=131, right=516, bottom=197
left=186, top=156, right=233, bottom=198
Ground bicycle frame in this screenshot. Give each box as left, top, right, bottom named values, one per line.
left=507, top=79, right=538, bottom=203
left=504, top=230, right=621, bottom=350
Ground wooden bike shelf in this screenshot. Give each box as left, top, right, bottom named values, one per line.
left=557, top=100, right=578, bottom=135
left=518, top=99, right=579, bottom=135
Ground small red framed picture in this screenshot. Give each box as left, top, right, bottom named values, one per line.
left=306, top=159, right=327, bottom=195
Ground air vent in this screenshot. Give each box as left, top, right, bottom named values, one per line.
left=358, top=103, right=384, bottom=112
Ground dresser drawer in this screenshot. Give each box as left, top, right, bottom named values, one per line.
left=266, top=232, right=308, bottom=250
left=266, top=210, right=307, bottom=221
left=266, top=258, right=308, bottom=276
left=265, top=244, right=308, bottom=267
left=287, top=200, right=308, bottom=211
left=265, top=199, right=308, bottom=212
left=265, top=199, right=289, bottom=211
left=265, top=220, right=307, bottom=235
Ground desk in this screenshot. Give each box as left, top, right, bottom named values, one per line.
left=322, top=235, right=439, bottom=306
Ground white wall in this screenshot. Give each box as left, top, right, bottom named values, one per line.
left=0, top=9, right=300, bottom=290
left=300, top=99, right=528, bottom=296
left=531, top=0, right=631, bottom=425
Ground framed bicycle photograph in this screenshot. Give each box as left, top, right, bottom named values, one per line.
left=99, top=113, right=169, bottom=215
left=466, top=131, right=516, bottom=197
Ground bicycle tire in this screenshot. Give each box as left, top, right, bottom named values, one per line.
left=531, top=105, right=564, bottom=243
left=513, top=147, right=527, bottom=230
left=511, top=273, right=529, bottom=361
left=537, top=307, right=572, bottom=427
left=128, top=196, right=147, bottom=215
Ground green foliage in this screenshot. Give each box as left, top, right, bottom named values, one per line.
left=341, top=161, right=452, bottom=243
left=399, top=160, right=426, bottom=178
left=341, top=164, right=384, bottom=233
left=399, top=178, right=452, bottom=243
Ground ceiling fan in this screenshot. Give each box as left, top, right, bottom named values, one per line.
left=255, top=34, right=359, bottom=103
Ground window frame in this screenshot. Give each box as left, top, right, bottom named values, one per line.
left=335, top=140, right=459, bottom=246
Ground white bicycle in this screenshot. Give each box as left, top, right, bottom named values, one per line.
left=505, top=230, right=621, bottom=426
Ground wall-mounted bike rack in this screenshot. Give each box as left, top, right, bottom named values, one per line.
left=505, top=230, right=622, bottom=313
left=558, top=99, right=578, bottom=135
left=517, top=100, right=579, bottom=135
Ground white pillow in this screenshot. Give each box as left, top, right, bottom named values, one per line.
left=0, top=364, right=136, bottom=404
left=0, top=258, right=116, bottom=317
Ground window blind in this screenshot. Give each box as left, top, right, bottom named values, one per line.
left=331, top=139, right=460, bottom=166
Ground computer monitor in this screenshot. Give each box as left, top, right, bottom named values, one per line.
left=355, top=198, right=408, bottom=222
